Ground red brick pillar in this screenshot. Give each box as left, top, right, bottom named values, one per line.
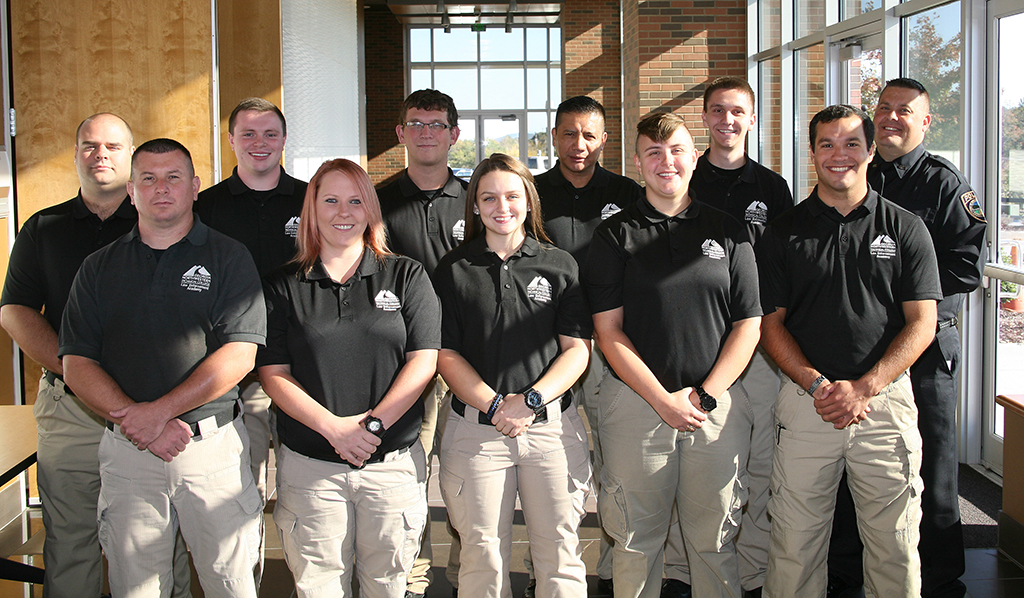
left=620, top=0, right=748, bottom=178
left=563, top=0, right=627, bottom=174
left=365, top=5, right=407, bottom=186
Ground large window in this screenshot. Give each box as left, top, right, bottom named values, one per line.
left=905, top=2, right=963, bottom=165
left=408, top=25, right=561, bottom=173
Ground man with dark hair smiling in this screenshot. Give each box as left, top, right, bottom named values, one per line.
left=759, top=105, right=940, bottom=598
left=827, top=78, right=986, bottom=598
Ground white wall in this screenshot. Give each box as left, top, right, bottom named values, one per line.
left=282, top=0, right=366, bottom=180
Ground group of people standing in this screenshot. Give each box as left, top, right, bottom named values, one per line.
left=0, top=74, right=985, bottom=598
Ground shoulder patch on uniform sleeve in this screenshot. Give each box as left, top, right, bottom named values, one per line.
left=960, top=190, right=986, bottom=223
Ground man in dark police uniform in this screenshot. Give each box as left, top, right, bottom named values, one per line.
left=759, top=105, right=941, bottom=598
left=60, top=138, right=266, bottom=598
left=0, top=114, right=191, bottom=598
left=827, top=78, right=987, bottom=598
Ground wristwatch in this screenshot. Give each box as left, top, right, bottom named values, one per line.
left=364, top=415, right=385, bottom=437
left=524, top=387, right=544, bottom=411
left=695, top=386, right=717, bottom=412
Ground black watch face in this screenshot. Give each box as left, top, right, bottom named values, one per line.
left=525, top=389, right=543, bottom=410
left=366, top=417, right=384, bottom=435
left=700, top=394, right=717, bottom=412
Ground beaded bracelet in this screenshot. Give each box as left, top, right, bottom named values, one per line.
left=485, top=393, right=504, bottom=422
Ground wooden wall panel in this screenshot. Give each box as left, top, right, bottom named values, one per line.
left=8, top=0, right=215, bottom=403
left=10, top=0, right=215, bottom=225
left=215, top=0, right=283, bottom=181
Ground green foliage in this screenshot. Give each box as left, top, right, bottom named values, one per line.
left=906, top=13, right=962, bottom=154
left=1003, top=99, right=1024, bottom=199
left=449, top=139, right=476, bottom=169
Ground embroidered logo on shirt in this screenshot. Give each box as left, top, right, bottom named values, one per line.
left=870, top=234, right=897, bottom=259
left=526, top=276, right=553, bottom=303
left=601, top=204, right=622, bottom=220
left=180, top=265, right=212, bottom=292
left=285, top=216, right=300, bottom=238
left=701, top=239, right=726, bottom=260
left=744, top=201, right=769, bottom=225
left=374, top=290, right=401, bottom=311
left=453, top=219, right=466, bottom=242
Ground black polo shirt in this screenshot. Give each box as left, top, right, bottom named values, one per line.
left=689, top=150, right=794, bottom=245
left=195, top=166, right=307, bottom=277
left=1, top=194, right=137, bottom=334
left=757, top=189, right=942, bottom=382
left=867, top=144, right=986, bottom=319
left=258, top=249, right=441, bottom=464
left=535, top=162, right=644, bottom=268
left=433, top=235, right=591, bottom=396
left=58, top=219, right=267, bottom=424
left=585, top=197, right=761, bottom=394
left=379, top=169, right=468, bottom=276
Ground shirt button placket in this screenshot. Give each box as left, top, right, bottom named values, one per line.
left=339, top=286, right=351, bottom=318
left=501, top=262, right=513, bottom=303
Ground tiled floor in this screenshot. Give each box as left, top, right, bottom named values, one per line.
left=2, top=405, right=1023, bottom=597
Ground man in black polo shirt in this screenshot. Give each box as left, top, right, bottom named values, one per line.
left=377, top=88, right=466, bottom=598
left=586, top=111, right=762, bottom=598
left=195, top=98, right=306, bottom=517
left=827, top=79, right=986, bottom=598
left=532, top=94, right=642, bottom=595
left=535, top=95, right=643, bottom=265
left=663, top=77, right=794, bottom=598
left=60, top=138, right=265, bottom=598
left=0, top=114, right=190, bottom=598
left=759, top=105, right=940, bottom=598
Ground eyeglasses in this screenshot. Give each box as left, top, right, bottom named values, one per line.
left=404, top=121, right=451, bottom=132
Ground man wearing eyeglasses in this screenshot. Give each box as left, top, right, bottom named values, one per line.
left=378, top=88, right=467, bottom=598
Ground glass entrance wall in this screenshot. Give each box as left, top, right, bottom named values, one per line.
left=407, top=25, right=561, bottom=171
left=992, top=10, right=1024, bottom=450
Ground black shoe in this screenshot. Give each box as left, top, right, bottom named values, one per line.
left=660, top=578, right=692, bottom=598
left=523, top=579, right=537, bottom=598
left=744, top=588, right=763, bottom=598
left=597, top=577, right=614, bottom=597
left=405, top=592, right=424, bottom=598
left=827, top=574, right=865, bottom=598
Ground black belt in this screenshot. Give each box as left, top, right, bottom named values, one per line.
left=107, top=401, right=241, bottom=438
left=347, top=444, right=412, bottom=470
left=44, top=370, right=73, bottom=396
left=937, top=316, right=958, bottom=332
left=452, top=392, right=572, bottom=425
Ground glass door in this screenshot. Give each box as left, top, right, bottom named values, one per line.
left=983, top=0, right=1024, bottom=473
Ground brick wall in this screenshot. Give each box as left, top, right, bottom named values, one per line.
left=365, top=5, right=406, bottom=186
left=795, top=43, right=826, bottom=199
left=563, top=0, right=627, bottom=174
left=759, top=57, right=783, bottom=174
left=632, top=0, right=748, bottom=152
